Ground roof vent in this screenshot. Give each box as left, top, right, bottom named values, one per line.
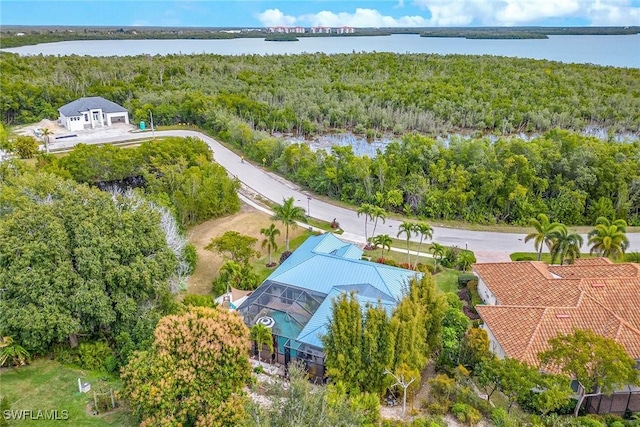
left=591, top=283, right=605, bottom=288
left=556, top=314, right=570, bottom=319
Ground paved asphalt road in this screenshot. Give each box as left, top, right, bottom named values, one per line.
left=59, top=129, right=640, bottom=256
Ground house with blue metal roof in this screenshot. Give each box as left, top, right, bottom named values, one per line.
left=237, top=233, right=421, bottom=380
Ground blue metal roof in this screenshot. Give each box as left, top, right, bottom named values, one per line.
left=243, top=233, right=422, bottom=352
left=268, top=234, right=417, bottom=300
left=296, top=287, right=397, bottom=349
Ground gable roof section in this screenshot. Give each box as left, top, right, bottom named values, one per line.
left=267, top=233, right=416, bottom=300
left=475, top=259, right=640, bottom=367
left=59, top=96, right=127, bottom=116
left=296, top=287, right=397, bottom=349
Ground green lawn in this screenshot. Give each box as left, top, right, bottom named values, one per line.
left=510, top=252, right=600, bottom=263
left=0, top=359, right=135, bottom=426
left=433, top=268, right=460, bottom=294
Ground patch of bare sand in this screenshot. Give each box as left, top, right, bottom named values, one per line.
left=185, top=203, right=305, bottom=295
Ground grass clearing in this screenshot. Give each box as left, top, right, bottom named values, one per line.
left=0, top=359, right=135, bottom=426
left=186, top=205, right=310, bottom=295
left=433, top=268, right=460, bottom=294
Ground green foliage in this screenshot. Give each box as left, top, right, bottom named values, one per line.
left=182, top=293, right=216, bottom=308
left=271, top=197, right=306, bottom=252
left=260, top=223, right=280, bottom=266
left=250, top=323, right=274, bottom=361
left=323, top=292, right=365, bottom=390
left=0, top=172, right=178, bottom=355
left=49, top=137, right=240, bottom=226
left=588, top=217, right=629, bottom=260
left=540, top=329, right=640, bottom=399
left=77, top=341, right=115, bottom=373
left=452, top=402, right=482, bottom=425
left=390, top=275, right=446, bottom=374
left=121, top=307, right=251, bottom=426
left=183, top=243, right=198, bottom=274
left=548, top=224, right=583, bottom=265
left=249, top=361, right=378, bottom=426
left=206, top=230, right=259, bottom=265
left=12, top=135, right=39, bottom=158
left=0, top=336, right=30, bottom=367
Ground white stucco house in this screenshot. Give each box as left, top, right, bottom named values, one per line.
left=58, top=97, right=129, bottom=131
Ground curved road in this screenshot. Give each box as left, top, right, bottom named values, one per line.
left=56, top=129, right=640, bottom=257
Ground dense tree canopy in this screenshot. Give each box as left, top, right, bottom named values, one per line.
left=0, top=172, right=179, bottom=354
left=42, top=137, right=241, bottom=226
left=121, top=307, right=251, bottom=426
left=2, top=51, right=639, bottom=135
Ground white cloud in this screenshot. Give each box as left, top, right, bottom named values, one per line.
left=298, top=8, right=431, bottom=27
left=584, top=0, right=640, bottom=25
left=256, top=9, right=297, bottom=27
left=257, top=0, right=640, bottom=28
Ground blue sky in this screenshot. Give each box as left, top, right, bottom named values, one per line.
left=2, top=0, right=640, bottom=27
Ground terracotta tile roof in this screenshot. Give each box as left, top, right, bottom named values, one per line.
left=548, top=263, right=640, bottom=279
left=474, top=258, right=640, bottom=367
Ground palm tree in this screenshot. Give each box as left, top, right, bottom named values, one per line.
left=40, top=128, right=52, bottom=154
left=457, top=251, right=476, bottom=272
left=357, top=203, right=375, bottom=244
left=429, top=242, right=446, bottom=269
left=260, top=223, right=280, bottom=267
left=250, top=324, right=274, bottom=362
left=373, top=234, right=392, bottom=262
left=271, top=197, right=306, bottom=252
left=524, top=214, right=564, bottom=261
left=397, top=221, right=416, bottom=266
left=414, top=222, right=433, bottom=267
left=218, top=260, right=243, bottom=293
left=588, top=217, right=629, bottom=260
left=370, top=206, right=387, bottom=239
left=548, top=225, right=583, bottom=265
left=0, top=336, right=30, bottom=367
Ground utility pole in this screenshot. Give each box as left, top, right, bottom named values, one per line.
left=149, top=110, right=155, bottom=140
left=307, top=196, right=311, bottom=218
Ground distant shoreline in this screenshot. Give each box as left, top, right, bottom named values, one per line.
left=1, top=25, right=638, bottom=48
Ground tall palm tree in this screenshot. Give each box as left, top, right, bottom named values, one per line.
left=588, top=217, right=629, bottom=260
left=260, top=223, right=280, bottom=267
left=370, top=206, right=387, bottom=239
left=40, top=128, right=52, bottom=154
left=429, top=242, right=446, bottom=269
left=548, top=225, right=583, bottom=265
left=397, top=221, right=416, bottom=266
left=357, top=203, right=375, bottom=244
left=524, top=214, right=564, bottom=261
left=250, top=324, right=274, bottom=362
left=414, top=222, right=433, bottom=267
left=373, top=234, right=392, bottom=262
left=271, top=197, right=306, bottom=252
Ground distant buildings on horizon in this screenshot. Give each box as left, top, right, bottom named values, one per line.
left=268, top=26, right=355, bottom=34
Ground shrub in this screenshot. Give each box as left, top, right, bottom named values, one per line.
left=183, top=243, right=198, bottom=274
left=576, top=417, right=605, bottom=427
left=466, top=281, right=482, bottom=311
left=52, top=344, right=79, bottom=365
left=426, top=401, right=450, bottom=415
left=183, top=293, right=216, bottom=308
left=78, top=341, right=114, bottom=373
left=417, top=263, right=436, bottom=274
left=451, top=403, right=482, bottom=426
left=458, top=273, right=477, bottom=288
left=441, top=246, right=461, bottom=268
left=253, top=365, right=264, bottom=374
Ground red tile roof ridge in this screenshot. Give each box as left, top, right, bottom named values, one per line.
left=581, top=292, right=640, bottom=337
